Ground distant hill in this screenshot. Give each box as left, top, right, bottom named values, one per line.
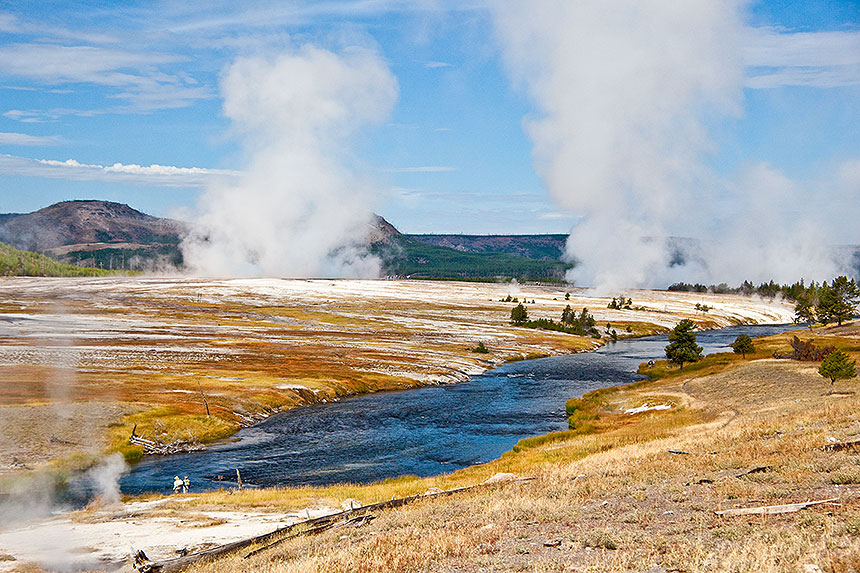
left=406, top=234, right=568, bottom=261
left=0, top=200, right=187, bottom=271
left=0, top=200, right=187, bottom=251
left=0, top=201, right=570, bottom=280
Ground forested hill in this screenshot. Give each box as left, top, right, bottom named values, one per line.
left=406, top=234, right=568, bottom=261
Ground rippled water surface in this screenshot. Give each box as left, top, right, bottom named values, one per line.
left=120, top=324, right=797, bottom=495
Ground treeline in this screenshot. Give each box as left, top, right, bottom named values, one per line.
left=669, top=276, right=859, bottom=327
left=0, top=242, right=118, bottom=277
left=668, top=279, right=814, bottom=300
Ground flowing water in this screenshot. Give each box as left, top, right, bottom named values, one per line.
left=119, top=324, right=797, bottom=495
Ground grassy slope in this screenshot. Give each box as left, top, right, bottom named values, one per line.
left=177, top=323, right=860, bottom=572
left=0, top=242, right=119, bottom=277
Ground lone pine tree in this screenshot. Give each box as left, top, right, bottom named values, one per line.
left=665, top=319, right=703, bottom=371
left=731, top=333, right=755, bottom=359
left=819, top=349, right=857, bottom=394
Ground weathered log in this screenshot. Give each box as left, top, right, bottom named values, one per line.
left=129, top=432, right=204, bottom=456
left=134, top=477, right=532, bottom=572
left=243, top=513, right=376, bottom=559
left=822, top=437, right=860, bottom=452
left=735, top=465, right=772, bottom=478
left=715, top=498, right=838, bottom=517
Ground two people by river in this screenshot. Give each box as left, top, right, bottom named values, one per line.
left=172, top=475, right=190, bottom=494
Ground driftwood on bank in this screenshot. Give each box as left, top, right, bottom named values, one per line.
left=715, top=498, right=839, bottom=517
left=129, top=425, right=205, bottom=456
left=133, top=476, right=533, bottom=572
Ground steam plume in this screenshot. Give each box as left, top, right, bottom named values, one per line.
left=86, top=453, right=127, bottom=505
left=491, top=1, right=851, bottom=288
left=183, top=45, right=398, bottom=277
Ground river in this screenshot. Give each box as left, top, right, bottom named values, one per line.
left=118, top=324, right=797, bottom=495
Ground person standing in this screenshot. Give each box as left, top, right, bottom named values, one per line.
left=173, top=475, right=183, bottom=494
left=183, top=475, right=190, bottom=493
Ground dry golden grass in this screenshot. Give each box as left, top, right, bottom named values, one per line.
left=175, top=323, right=860, bottom=572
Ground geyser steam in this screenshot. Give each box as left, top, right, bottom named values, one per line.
left=183, top=46, right=398, bottom=277
left=491, top=1, right=850, bottom=288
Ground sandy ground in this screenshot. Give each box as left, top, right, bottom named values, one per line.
left=0, top=496, right=342, bottom=572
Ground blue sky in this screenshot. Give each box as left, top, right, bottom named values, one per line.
left=0, top=1, right=857, bottom=235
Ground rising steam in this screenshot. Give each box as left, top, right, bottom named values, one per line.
left=491, top=1, right=852, bottom=289
left=182, top=45, right=398, bottom=277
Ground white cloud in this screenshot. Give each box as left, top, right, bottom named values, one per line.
left=744, top=27, right=860, bottom=88
left=425, top=61, right=452, bottom=68
left=384, top=166, right=457, bottom=173
left=0, top=43, right=213, bottom=112
left=0, top=132, right=61, bottom=146
left=3, top=110, right=53, bottom=123
left=160, top=1, right=471, bottom=34
left=0, top=154, right=237, bottom=187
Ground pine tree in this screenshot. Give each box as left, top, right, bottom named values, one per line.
left=665, top=319, right=703, bottom=371
left=817, top=276, right=859, bottom=326
left=819, top=349, right=857, bottom=393
left=561, top=305, right=575, bottom=325
left=730, top=333, right=754, bottom=359
left=794, top=294, right=816, bottom=328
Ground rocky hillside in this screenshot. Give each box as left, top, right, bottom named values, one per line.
left=0, top=200, right=187, bottom=252
left=0, top=200, right=187, bottom=270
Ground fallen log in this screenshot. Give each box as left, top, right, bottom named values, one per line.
left=735, top=465, right=772, bottom=478
left=243, top=513, right=376, bottom=559
left=129, top=428, right=204, bottom=456
left=133, top=475, right=532, bottom=572
left=715, top=498, right=839, bottom=517
left=668, top=449, right=716, bottom=456
left=823, top=437, right=860, bottom=452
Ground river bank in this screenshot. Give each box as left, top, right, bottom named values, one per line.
left=0, top=277, right=794, bottom=481
left=5, top=321, right=843, bottom=570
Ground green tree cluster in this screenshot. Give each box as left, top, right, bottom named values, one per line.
left=561, top=305, right=597, bottom=335
left=669, top=277, right=832, bottom=303
left=471, top=341, right=490, bottom=354
left=793, top=276, right=859, bottom=327
left=510, top=303, right=529, bottom=326
left=607, top=297, right=632, bottom=310
left=511, top=304, right=599, bottom=337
